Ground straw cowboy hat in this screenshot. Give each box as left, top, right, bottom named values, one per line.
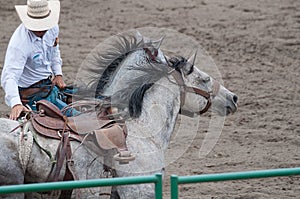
left=15, top=0, right=60, bottom=31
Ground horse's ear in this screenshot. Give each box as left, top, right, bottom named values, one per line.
left=152, top=35, right=166, bottom=50
left=182, top=50, right=197, bottom=75
left=187, top=49, right=197, bottom=66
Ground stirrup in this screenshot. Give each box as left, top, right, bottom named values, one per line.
left=113, top=151, right=135, bottom=164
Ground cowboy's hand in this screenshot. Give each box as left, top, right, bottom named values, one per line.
left=10, top=104, right=29, bottom=120
left=52, top=75, right=66, bottom=89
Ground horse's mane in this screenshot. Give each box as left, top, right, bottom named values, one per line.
left=75, top=30, right=186, bottom=118
left=76, top=30, right=161, bottom=93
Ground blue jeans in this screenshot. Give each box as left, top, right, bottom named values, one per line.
left=45, top=86, right=80, bottom=116
left=19, top=80, right=80, bottom=117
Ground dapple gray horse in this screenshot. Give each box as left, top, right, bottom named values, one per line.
left=0, top=30, right=237, bottom=198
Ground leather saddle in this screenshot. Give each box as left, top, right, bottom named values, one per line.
left=28, top=100, right=134, bottom=198
left=32, top=100, right=129, bottom=152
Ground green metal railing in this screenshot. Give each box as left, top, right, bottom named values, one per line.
left=1, top=167, right=300, bottom=198
left=0, top=174, right=163, bottom=199
left=170, top=167, right=300, bottom=199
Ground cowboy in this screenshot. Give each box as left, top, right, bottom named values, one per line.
left=1, top=0, right=74, bottom=120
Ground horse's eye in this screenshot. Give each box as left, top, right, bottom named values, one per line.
left=203, top=77, right=210, bottom=83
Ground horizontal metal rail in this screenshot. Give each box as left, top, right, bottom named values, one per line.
left=0, top=173, right=163, bottom=199
left=171, top=167, right=300, bottom=199
left=2, top=167, right=300, bottom=198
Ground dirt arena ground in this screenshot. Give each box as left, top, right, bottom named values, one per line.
left=0, top=0, right=299, bottom=198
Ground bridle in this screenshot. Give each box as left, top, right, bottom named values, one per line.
left=170, top=69, right=220, bottom=115
left=144, top=48, right=220, bottom=115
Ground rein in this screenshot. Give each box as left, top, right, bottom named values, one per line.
left=170, top=69, right=219, bottom=115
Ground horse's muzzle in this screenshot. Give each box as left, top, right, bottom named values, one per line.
left=225, top=94, right=238, bottom=115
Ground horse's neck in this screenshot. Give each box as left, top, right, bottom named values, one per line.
left=115, top=77, right=181, bottom=174
left=126, top=76, right=181, bottom=150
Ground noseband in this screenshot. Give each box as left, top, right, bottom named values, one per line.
left=170, top=69, right=220, bottom=115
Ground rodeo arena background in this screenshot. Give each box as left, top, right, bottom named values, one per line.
left=0, top=0, right=299, bottom=198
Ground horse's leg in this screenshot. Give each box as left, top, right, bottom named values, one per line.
left=71, top=143, right=106, bottom=198
left=110, top=186, right=120, bottom=199
left=114, top=135, right=167, bottom=195
left=0, top=135, right=25, bottom=199
left=115, top=172, right=159, bottom=199
left=115, top=154, right=164, bottom=199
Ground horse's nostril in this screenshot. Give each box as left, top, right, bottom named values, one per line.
left=233, top=95, right=238, bottom=103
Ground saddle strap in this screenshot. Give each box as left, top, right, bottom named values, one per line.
left=47, top=132, right=78, bottom=199
left=61, top=133, right=80, bottom=199
left=47, top=132, right=69, bottom=182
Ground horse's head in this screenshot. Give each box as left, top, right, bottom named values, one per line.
left=168, top=51, right=238, bottom=116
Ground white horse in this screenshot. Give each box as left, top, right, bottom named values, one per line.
left=0, top=30, right=237, bottom=198
left=75, top=30, right=238, bottom=198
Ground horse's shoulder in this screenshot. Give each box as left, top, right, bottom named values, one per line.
left=0, top=117, right=20, bottom=132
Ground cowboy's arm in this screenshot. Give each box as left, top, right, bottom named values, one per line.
left=1, top=46, right=29, bottom=119
left=1, top=46, right=25, bottom=108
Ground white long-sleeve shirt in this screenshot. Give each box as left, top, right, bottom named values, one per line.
left=1, top=24, right=63, bottom=108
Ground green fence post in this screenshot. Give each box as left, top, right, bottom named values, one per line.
left=170, top=175, right=179, bottom=199
left=155, top=173, right=163, bottom=199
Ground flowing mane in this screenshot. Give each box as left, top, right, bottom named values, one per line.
left=75, top=30, right=174, bottom=117
left=76, top=30, right=165, bottom=93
